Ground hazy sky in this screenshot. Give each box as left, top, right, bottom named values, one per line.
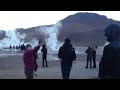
left=0, top=11, right=120, bottom=30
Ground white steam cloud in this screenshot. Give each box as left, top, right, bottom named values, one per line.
left=0, top=30, right=31, bottom=49
left=0, top=30, right=22, bottom=48
left=0, top=22, right=63, bottom=51
left=38, top=22, right=63, bottom=51
left=0, top=30, right=36, bottom=49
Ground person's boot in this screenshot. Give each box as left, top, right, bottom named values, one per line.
left=85, top=66, right=88, bottom=68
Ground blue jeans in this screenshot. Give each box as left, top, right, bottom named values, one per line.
left=61, top=61, right=72, bottom=79
left=86, top=57, right=92, bottom=68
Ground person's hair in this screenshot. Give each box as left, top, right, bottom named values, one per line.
left=26, top=44, right=31, bottom=49
left=105, top=24, right=120, bottom=41
left=88, top=46, right=91, bottom=48
left=65, top=38, right=70, bottom=43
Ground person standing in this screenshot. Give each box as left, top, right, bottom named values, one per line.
left=10, top=45, right=12, bottom=52
left=99, top=24, right=120, bottom=79
left=85, top=46, right=93, bottom=68
left=23, top=40, right=41, bottom=79
left=92, top=45, right=97, bottom=68
left=21, top=44, right=23, bottom=51
left=22, top=44, right=25, bottom=51
left=41, top=44, right=48, bottom=67
left=16, top=45, right=18, bottom=52
left=58, top=38, right=76, bottom=79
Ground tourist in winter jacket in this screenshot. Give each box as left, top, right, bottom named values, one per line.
left=85, top=46, right=93, bottom=68
left=99, top=24, right=120, bottom=79
left=23, top=40, right=41, bottom=79
left=58, top=38, right=76, bottom=79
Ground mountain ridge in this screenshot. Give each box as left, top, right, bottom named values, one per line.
left=1, top=12, right=120, bottom=46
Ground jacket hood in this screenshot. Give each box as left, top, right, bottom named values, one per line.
left=105, top=24, right=120, bottom=42
left=63, top=43, right=72, bottom=48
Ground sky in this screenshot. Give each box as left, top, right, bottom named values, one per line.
left=0, top=11, right=120, bottom=30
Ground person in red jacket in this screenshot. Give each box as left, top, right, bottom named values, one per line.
left=23, top=40, right=42, bottom=79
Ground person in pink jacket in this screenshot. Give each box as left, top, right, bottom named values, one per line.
left=23, top=40, right=42, bottom=79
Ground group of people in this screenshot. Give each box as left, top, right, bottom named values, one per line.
left=85, top=44, right=97, bottom=68
left=10, top=44, right=25, bottom=52
left=23, top=38, right=76, bottom=79
left=22, top=24, right=120, bottom=79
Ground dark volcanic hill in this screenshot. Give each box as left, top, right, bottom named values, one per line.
left=1, top=12, right=120, bottom=46
left=58, top=12, right=120, bottom=46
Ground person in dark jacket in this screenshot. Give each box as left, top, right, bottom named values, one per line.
left=21, top=44, right=25, bottom=51
left=92, top=45, right=97, bottom=68
left=58, top=38, right=76, bottom=79
left=22, top=44, right=25, bottom=51
left=23, top=40, right=41, bottom=79
left=99, top=24, right=120, bottom=79
left=85, top=46, right=93, bottom=68
left=41, top=44, right=48, bottom=67
left=10, top=45, right=12, bottom=52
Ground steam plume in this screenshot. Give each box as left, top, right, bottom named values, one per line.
left=37, top=22, right=63, bottom=51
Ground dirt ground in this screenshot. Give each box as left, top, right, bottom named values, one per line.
left=0, top=53, right=102, bottom=79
